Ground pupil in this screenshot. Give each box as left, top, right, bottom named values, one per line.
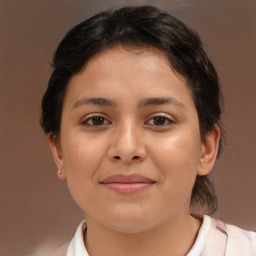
left=154, top=117, right=165, bottom=125
left=92, top=117, right=104, bottom=125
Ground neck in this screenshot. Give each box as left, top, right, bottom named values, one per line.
left=84, top=214, right=201, bottom=256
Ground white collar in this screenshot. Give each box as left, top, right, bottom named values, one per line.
left=66, top=215, right=211, bottom=256
left=187, top=215, right=211, bottom=255
left=66, top=220, right=88, bottom=256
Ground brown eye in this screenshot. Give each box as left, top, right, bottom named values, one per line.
left=145, top=115, right=174, bottom=126
left=91, top=117, right=105, bottom=125
left=153, top=116, right=167, bottom=125
left=82, top=116, right=110, bottom=126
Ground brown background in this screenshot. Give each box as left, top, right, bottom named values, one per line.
left=0, top=0, right=255, bottom=255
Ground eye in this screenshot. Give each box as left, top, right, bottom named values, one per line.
left=146, top=115, right=174, bottom=126
left=81, top=116, right=111, bottom=126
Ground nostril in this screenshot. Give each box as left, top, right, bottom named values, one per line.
left=114, top=156, right=121, bottom=159
left=133, top=156, right=139, bottom=160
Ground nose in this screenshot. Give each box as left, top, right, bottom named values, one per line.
left=108, top=121, right=147, bottom=164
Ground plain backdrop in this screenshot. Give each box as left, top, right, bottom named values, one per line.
left=0, top=0, right=255, bottom=255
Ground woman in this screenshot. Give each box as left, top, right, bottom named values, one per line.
left=40, top=6, right=256, bottom=256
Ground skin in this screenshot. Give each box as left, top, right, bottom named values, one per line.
left=48, top=45, right=220, bottom=256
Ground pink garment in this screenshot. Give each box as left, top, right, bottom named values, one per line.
left=201, top=218, right=256, bottom=255
left=51, top=217, right=256, bottom=256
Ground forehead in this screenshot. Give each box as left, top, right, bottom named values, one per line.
left=64, top=45, right=194, bottom=108
left=83, top=45, right=177, bottom=78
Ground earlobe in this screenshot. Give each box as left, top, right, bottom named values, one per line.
left=197, top=125, right=220, bottom=176
left=47, top=134, right=67, bottom=180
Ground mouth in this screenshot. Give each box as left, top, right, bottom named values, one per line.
left=100, top=174, right=156, bottom=194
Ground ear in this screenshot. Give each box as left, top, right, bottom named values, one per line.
left=47, top=134, right=66, bottom=180
left=197, top=125, right=220, bottom=176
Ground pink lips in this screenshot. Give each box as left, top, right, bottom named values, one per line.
left=100, top=174, right=155, bottom=194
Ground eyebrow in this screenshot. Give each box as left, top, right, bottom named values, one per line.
left=138, top=97, right=185, bottom=108
left=72, top=96, right=184, bottom=109
left=73, top=97, right=117, bottom=108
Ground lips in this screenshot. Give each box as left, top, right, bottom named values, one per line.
left=100, top=174, right=155, bottom=194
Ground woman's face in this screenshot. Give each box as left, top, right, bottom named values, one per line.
left=49, top=45, right=219, bottom=233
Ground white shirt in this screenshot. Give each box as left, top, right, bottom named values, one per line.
left=66, top=215, right=212, bottom=256
left=60, top=215, right=256, bottom=256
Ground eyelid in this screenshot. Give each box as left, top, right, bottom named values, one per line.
left=144, top=113, right=175, bottom=126
left=80, top=113, right=112, bottom=126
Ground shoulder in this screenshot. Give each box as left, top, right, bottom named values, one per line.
left=51, top=220, right=87, bottom=256
left=224, top=221, right=256, bottom=255
left=207, top=217, right=256, bottom=256
left=51, top=241, right=70, bottom=256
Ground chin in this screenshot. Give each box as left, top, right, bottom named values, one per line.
left=101, top=206, right=158, bottom=234
left=107, top=219, right=155, bottom=234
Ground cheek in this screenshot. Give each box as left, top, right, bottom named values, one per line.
left=62, top=131, right=106, bottom=172
left=151, top=130, right=201, bottom=166
left=149, top=130, right=202, bottom=193
left=61, top=133, right=107, bottom=204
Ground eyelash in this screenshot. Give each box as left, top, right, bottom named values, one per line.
left=145, top=115, right=174, bottom=127
left=81, top=115, right=111, bottom=127
left=80, top=114, right=174, bottom=127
